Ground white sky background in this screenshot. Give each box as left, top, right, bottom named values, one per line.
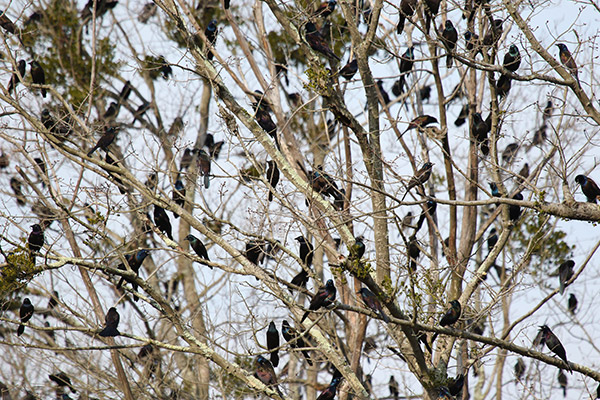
left=1, top=0, right=600, bottom=398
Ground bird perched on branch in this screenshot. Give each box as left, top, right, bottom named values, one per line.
left=423, top=0, right=440, bottom=33
left=317, top=376, right=342, bottom=400
left=204, top=19, right=219, bottom=60
left=116, top=249, right=149, bottom=301
left=402, top=115, right=438, bottom=136
left=49, top=372, right=77, bottom=393
left=197, top=149, right=211, bottom=189
left=359, top=288, right=390, bottom=322
left=7, top=59, right=26, bottom=94
left=185, top=234, right=211, bottom=267
left=401, top=162, right=434, bottom=201
left=503, top=44, right=521, bottom=72
left=441, top=20, right=458, bottom=68
left=28, top=224, right=44, bottom=263
left=538, top=325, right=571, bottom=372
left=301, top=279, right=336, bottom=322
left=568, top=293, right=578, bottom=315
left=575, top=174, right=600, bottom=203
left=339, top=58, right=358, bottom=80
left=254, top=356, right=283, bottom=397
left=0, top=9, right=17, bottom=34
left=87, top=126, right=118, bottom=157
left=266, top=160, right=280, bottom=202
left=431, top=300, right=461, bottom=345
left=557, top=260, right=574, bottom=295
left=153, top=205, right=173, bottom=240
left=281, top=320, right=313, bottom=365
left=556, top=43, right=580, bottom=86
left=17, top=298, right=34, bottom=336
left=171, top=179, right=186, bottom=218
left=396, top=0, right=416, bottom=34
left=313, top=0, right=337, bottom=18
left=305, top=21, right=340, bottom=61
left=99, top=307, right=120, bottom=337
left=29, top=60, right=46, bottom=98
left=266, top=321, right=280, bottom=367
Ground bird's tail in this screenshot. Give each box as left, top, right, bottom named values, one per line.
left=204, top=174, right=210, bottom=189
left=302, top=350, right=313, bottom=365
left=87, top=146, right=98, bottom=157
left=380, top=310, right=390, bottom=323
left=300, top=311, right=309, bottom=323
left=99, top=327, right=120, bottom=337
left=397, top=15, right=405, bottom=34
left=17, top=324, right=25, bottom=336
left=270, top=352, right=279, bottom=368
left=268, top=189, right=274, bottom=202
left=446, top=54, right=453, bottom=68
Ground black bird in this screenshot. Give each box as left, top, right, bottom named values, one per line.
left=423, top=0, right=440, bottom=33
left=301, top=279, right=336, bottom=322
left=0, top=152, right=8, bottom=169
left=309, top=165, right=344, bottom=205
left=496, top=74, right=512, bottom=98
left=99, top=307, right=120, bottom=337
left=168, top=116, right=184, bottom=138
left=7, top=59, right=26, bottom=94
left=81, top=0, right=118, bottom=20
left=131, top=101, right=151, bottom=124
left=153, top=205, right=173, bottom=240
left=179, top=148, right=194, bottom=171
left=402, top=162, right=434, bottom=200
left=119, top=80, right=132, bottom=103
left=464, top=30, right=481, bottom=54
left=266, top=321, right=280, bottom=367
left=440, top=300, right=461, bottom=327
left=204, top=19, right=218, bottom=60
left=514, top=358, right=525, bottom=381
left=28, top=224, right=44, bottom=262
left=339, top=58, right=358, bottom=80
left=503, top=44, right=521, bottom=72
left=87, top=126, right=118, bottom=157
left=389, top=376, right=399, bottom=400
left=313, top=0, right=337, bottom=18
left=407, top=236, right=420, bottom=272
left=145, top=173, right=158, bottom=191
left=138, top=3, right=157, bottom=23
left=304, top=21, right=340, bottom=61
left=575, top=174, right=600, bottom=203
left=448, top=374, right=465, bottom=396
left=376, top=80, right=391, bottom=105
left=487, top=228, right=498, bottom=252
left=157, top=55, right=172, bottom=79
left=290, top=270, right=310, bottom=292
left=489, top=182, right=500, bottom=197
left=317, top=377, right=342, bottom=400
left=482, top=19, right=503, bottom=47
left=502, top=143, right=519, bottom=164
left=49, top=372, right=77, bottom=393
left=116, top=249, right=149, bottom=301
left=281, top=320, right=313, bottom=365
left=558, top=260, right=574, bottom=295
left=197, top=149, right=211, bottom=189
left=103, top=102, right=119, bottom=121
left=104, top=153, right=128, bottom=194
left=393, top=47, right=414, bottom=96
left=517, top=163, right=530, bottom=185
left=185, top=234, right=211, bottom=267
left=29, top=61, right=46, bottom=98
left=266, top=160, right=280, bottom=202
left=0, top=9, right=17, bottom=34
left=455, top=104, right=468, bottom=127
left=10, top=177, right=26, bottom=206
left=359, top=287, right=390, bottom=322
left=557, top=369, right=567, bottom=397
left=351, top=236, right=366, bottom=259
left=17, top=298, right=34, bottom=336
left=441, top=20, right=458, bottom=68
left=245, top=240, right=267, bottom=266
left=472, top=112, right=491, bottom=155
left=295, top=236, right=314, bottom=268
left=538, top=325, right=571, bottom=371
left=253, top=103, right=278, bottom=147
left=556, top=43, right=580, bottom=86
left=254, top=356, right=283, bottom=398
left=224, top=0, right=230, bottom=9
left=137, top=343, right=155, bottom=361
left=172, top=179, right=186, bottom=218
left=419, top=85, right=432, bottom=102
left=402, top=115, right=438, bottom=135
left=509, top=193, right=523, bottom=222
left=568, top=293, right=577, bottom=315
left=397, top=0, right=417, bottom=34
left=543, top=100, right=554, bottom=121
left=44, top=290, right=59, bottom=319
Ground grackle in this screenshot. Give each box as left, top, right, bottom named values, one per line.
left=245, top=240, right=267, bottom=267
left=99, top=307, right=120, bottom=337
left=448, top=374, right=464, bottom=396
left=423, top=0, right=440, bottom=33
left=266, top=160, right=280, bottom=202
left=503, top=45, right=521, bottom=72
left=28, top=224, right=44, bottom=263
left=204, top=19, right=218, bottom=60
left=7, top=59, right=26, bottom=94
left=376, top=80, right=391, bottom=105
left=407, top=236, right=420, bottom=272
left=254, top=356, right=283, bottom=397
left=172, top=179, right=186, bottom=218
left=489, top=182, right=500, bottom=197
left=119, top=81, right=132, bottom=103
left=317, top=376, right=342, bottom=400
left=339, top=58, right=358, bottom=80
left=305, top=21, right=340, bottom=61
left=517, top=163, right=530, bottom=184
left=103, top=101, right=119, bottom=121
left=575, top=175, right=600, bottom=203
left=496, top=74, right=512, bottom=98
left=472, top=112, right=490, bottom=155
left=482, top=19, right=503, bottom=47
left=419, top=85, right=432, bottom=102
left=138, top=3, right=157, bottom=23
left=179, top=148, right=194, bottom=171
left=359, top=287, right=390, bottom=322
left=538, top=325, right=571, bottom=372
left=557, top=370, right=567, bottom=397
left=10, top=177, right=26, bottom=206
left=556, top=44, right=580, bottom=86
left=153, top=205, right=173, bottom=240
left=402, top=115, right=438, bottom=135
left=393, top=47, right=414, bottom=96
left=440, top=300, right=461, bottom=326
left=543, top=100, right=553, bottom=121
left=197, top=149, right=211, bottom=188
left=401, top=162, right=434, bottom=200
left=487, top=228, right=498, bottom=252
left=558, top=260, right=574, bottom=295
left=296, top=236, right=314, bottom=268
left=253, top=103, right=278, bottom=147
left=87, top=126, right=118, bottom=157
left=0, top=152, right=8, bottom=169
left=49, top=372, right=76, bottom=393
left=116, top=249, right=149, bottom=301
left=568, top=293, right=577, bottom=315
left=397, top=0, right=417, bottom=34
left=17, top=298, right=34, bottom=336
left=0, top=9, right=17, bottom=34
left=389, top=376, right=399, bottom=400
left=168, top=116, right=184, bottom=137
left=185, top=234, right=211, bottom=266
left=313, top=0, right=337, bottom=18
left=290, top=270, right=309, bottom=292
left=509, top=193, right=523, bottom=222
left=137, top=343, right=155, bottom=361
left=301, top=279, right=336, bottom=322
left=131, top=101, right=151, bottom=124
left=464, top=31, right=481, bottom=55
left=514, top=358, right=525, bottom=382
left=502, top=143, right=519, bottom=165
left=281, top=320, right=313, bottom=365
left=29, top=61, right=46, bottom=98
left=44, top=290, right=59, bottom=319
left=351, top=236, right=366, bottom=259
left=205, top=133, right=224, bottom=159
left=441, top=20, right=458, bottom=68
left=103, top=153, right=128, bottom=194
left=266, top=321, right=280, bottom=367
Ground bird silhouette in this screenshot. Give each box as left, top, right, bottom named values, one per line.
left=7, top=59, right=26, bottom=94
left=254, top=356, right=283, bottom=397
left=185, top=234, right=211, bottom=267
left=99, top=307, right=120, bottom=337
left=317, top=376, right=342, bottom=400
left=441, top=20, right=458, bottom=68
left=266, top=160, right=280, bottom=202
left=266, top=321, right=280, bottom=367
left=205, top=19, right=219, bottom=60
left=538, top=325, right=571, bottom=372
left=397, top=0, right=417, bottom=34
left=339, top=58, right=358, bottom=80
left=28, top=224, right=44, bottom=263
left=281, top=320, right=313, bottom=365
left=556, top=43, right=580, bottom=86
left=558, top=260, right=574, bottom=295
left=49, top=372, right=77, bottom=393
left=87, top=127, right=118, bottom=157
left=503, top=44, right=521, bottom=72
left=301, top=279, right=336, bottom=322
left=197, top=149, right=212, bottom=188
left=153, top=205, right=173, bottom=240
left=568, top=293, right=578, bottom=315
left=17, top=298, right=34, bottom=336
left=305, top=21, right=340, bottom=61
left=359, top=287, right=390, bottom=322
left=575, top=175, right=600, bottom=203
left=29, top=61, right=46, bottom=98
left=401, top=162, right=434, bottom=201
